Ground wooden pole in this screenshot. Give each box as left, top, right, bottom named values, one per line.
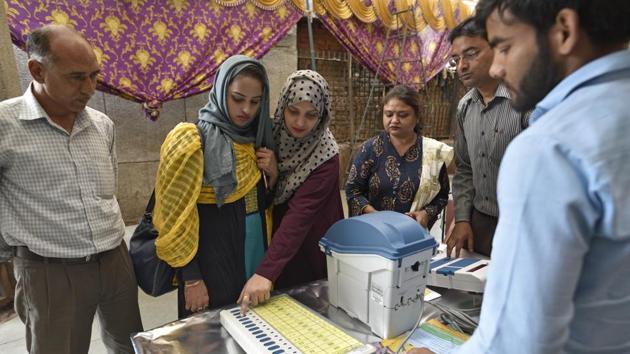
left=347, top=51, right=355, bottom=142
left=0, top=0, right=19, bottom=314
left=0, top=0, right=20, bottom=100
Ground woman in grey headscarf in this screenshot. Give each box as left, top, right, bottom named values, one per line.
left=237, top=70, right=343, bottom=313
left=153, top=55, right=277, bottom=318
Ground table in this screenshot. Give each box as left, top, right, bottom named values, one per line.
left=131, top=280, right=481, bottom=354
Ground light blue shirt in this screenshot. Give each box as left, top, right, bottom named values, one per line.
left=455, top=49, right=630, bottom=353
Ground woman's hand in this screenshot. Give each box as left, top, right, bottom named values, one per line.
left=256, top=147, right=278, bottom=189
left=184, top=279, right=209, bottom=313
left=362, top=205, right=377, bottom=214
left=407, top=210, right=430, bottom=228
left=238, top=274, right=273, bottom=315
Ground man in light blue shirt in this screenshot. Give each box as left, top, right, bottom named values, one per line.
left=410, top=0, right=630, bottom=353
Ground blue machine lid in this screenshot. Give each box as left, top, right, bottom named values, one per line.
left=319, top=211, right=437, bottom=260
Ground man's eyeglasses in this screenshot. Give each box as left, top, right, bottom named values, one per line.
left=448, top=48, right=482, bottom=68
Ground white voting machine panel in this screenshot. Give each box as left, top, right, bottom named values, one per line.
left=427, top=247, right=489, bottom=293
left=220, top=294, right=376, bottom=354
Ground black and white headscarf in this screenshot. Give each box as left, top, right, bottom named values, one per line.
left=273, top=70, right=339, bottom=204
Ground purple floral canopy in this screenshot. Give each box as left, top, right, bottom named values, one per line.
left=5, top=0, right=465, bottom=120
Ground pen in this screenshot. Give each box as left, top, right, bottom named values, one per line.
left=262, top=171, right=268, bottom=190
left=260, top=146, right=269, bottom=190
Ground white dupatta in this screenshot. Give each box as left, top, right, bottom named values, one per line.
left=410, top=137, right=454, bottom=212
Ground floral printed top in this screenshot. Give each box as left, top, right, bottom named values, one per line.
left=345, top=131, right=450, bottom=228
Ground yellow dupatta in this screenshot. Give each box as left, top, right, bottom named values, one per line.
left=154, top=123, right=262, bottom=267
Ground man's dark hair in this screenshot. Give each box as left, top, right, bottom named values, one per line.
left=475, top=0, right=630, bottom=46
left=26, top=26, right=54, bottom=63
left=448, top=17, right=487, bottom=43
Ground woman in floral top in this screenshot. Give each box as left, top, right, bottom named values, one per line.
left=345, top=85, right=453, bottom=229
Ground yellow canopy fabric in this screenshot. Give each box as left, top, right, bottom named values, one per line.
left=290, top=0, right=472, bottom=31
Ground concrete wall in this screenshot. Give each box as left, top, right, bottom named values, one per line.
left=12, top=27, right=297, bottom=224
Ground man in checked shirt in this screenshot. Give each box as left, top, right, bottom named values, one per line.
left=0, top=25, right=142, bottom=353
left=446, top=18, right=528, bottom=257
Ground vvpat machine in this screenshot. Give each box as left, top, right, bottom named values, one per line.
left=319, top=211, right=437, bottom=339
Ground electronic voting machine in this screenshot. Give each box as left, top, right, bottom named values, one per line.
left=220, top=294, right=376, bottom=354
left=427, top=246, right=489, bottom=293
left=319, top=211, right=437, bottom=339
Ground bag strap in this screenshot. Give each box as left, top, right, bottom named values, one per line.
left=145, top=190, right=155, bottom=213
left=195, top=121, right=206, bottom=151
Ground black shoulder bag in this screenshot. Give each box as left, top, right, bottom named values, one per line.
left=129, top=191, right=176, bottom=297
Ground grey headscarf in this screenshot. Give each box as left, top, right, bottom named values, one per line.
left=197, top=55, right=274, bottom=206
left=273, top=70, right=339, bottom=204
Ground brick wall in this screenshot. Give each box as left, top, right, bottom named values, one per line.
left=296, top=19, right=465, bottom=185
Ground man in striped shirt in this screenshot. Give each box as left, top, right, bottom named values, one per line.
left=446, top=18, right=527, bottom=257
left=0, top=25, right=142, bottom=353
